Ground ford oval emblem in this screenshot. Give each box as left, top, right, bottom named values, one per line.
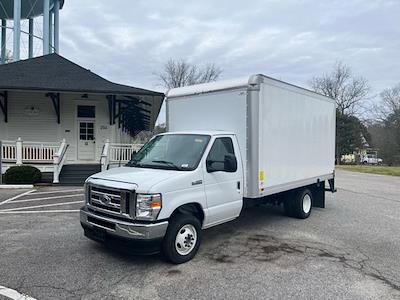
left=101, top=195, right=112, bottom=205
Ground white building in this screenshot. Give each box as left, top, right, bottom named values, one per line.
left=0, top=54, right=163, bottom=184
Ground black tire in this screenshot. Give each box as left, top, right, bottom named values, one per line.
left=284, top=189, right=313, bottom=219
left=162, top=213, right=202, bottom=264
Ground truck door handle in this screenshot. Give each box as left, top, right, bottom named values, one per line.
left=237, top=181, right=240, bottom=190
left=192, top=180, right=203, bottom=186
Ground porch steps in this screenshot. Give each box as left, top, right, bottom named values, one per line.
left=59, top=164, right=101, bottom=185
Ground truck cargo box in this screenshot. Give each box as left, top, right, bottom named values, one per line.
left=166, top=74, right=336, bottom=199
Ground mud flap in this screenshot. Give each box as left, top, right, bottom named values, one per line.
left=312, top=182, right=325, bottom=208
left=326, top=178, right=337, bottom=193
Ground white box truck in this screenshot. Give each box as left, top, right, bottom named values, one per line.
left=80, top=74, right=336, bottom=264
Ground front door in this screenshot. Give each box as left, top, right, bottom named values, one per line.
left=77, top=105, right=96, bottom=160
left=78, top=120, right=95, bottom=160
left=203, top=136, right=243, bottom=226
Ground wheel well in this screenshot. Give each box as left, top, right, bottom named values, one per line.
left=171, top=203, right=205, bottom=225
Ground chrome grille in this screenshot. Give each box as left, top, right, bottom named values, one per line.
left=88, top=185, right=134, bottom=217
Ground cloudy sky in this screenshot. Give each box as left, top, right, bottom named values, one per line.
left=58, top=0, right=399, bottom=121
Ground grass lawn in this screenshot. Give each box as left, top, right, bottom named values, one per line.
left=336, top=165, right=400, bottom=177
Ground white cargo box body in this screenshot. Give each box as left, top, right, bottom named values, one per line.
left=166, top=74, right=336, bottom=199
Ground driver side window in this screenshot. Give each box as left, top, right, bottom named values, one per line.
left=206, top=137, right=236, bottom=172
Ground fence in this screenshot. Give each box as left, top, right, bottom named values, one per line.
left=1, top=138, right=60, bottom=164
left=101, top=140, right=144, bottom=171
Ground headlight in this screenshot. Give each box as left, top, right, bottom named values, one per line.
left=136, top=193, right=162, bottom=220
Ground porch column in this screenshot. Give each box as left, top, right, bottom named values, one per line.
left=16, top=137, right=23, bottom=165
left=13, top=0, right=22, bottom=61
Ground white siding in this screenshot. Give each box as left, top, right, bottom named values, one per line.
left=1, top=91, right=58, bottom=142
left=0, top=91, right=132, bottom=164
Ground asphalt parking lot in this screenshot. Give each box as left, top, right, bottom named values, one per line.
left=0, top=170, right=400, bottom=300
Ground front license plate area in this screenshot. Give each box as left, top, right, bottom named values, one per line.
left=91, top=227, right=107, bottom=242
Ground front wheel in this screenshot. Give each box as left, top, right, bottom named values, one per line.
left=162, top=213, right=202, bottom=264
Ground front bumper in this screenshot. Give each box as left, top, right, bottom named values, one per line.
left=80, top=207, right=168, bottom=240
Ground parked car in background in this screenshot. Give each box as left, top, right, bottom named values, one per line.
left=362, top=154, right=383, bottom=165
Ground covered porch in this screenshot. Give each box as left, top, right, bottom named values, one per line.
left=1, top=138, right=144, bottom=183
left=0, top=54, right=164, bottom=184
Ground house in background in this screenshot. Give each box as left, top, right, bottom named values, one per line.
left=0, top=54, right=164, bottom=184
left=341, top=134, right=382, bottom=165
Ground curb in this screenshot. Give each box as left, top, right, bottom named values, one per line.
left=0, top=184, right=34, bottom=189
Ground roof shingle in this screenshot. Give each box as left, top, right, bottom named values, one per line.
left=0, top=53, right=164, bottom=96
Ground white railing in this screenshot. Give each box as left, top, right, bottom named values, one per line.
left=100, top=139, right=111, bottom=172
left=1, top=138, right=60, bottom=164
left=109, top=143, right=143, bottom=163
left=53, top=139, right=69, bottom=184
left=22, top=142, right=59, bottom=162
left=101, top=140, right=144, bottom=171
left=1, top=141, right=16, bottom=162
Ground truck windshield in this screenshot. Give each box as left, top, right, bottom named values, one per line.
left=127, top=134, right=211, bottom=171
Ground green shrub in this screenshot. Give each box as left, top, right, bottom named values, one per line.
left=4, top=165, right=42, bottom=184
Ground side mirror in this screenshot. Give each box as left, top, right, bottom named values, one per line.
left=206, top=154, right=237, bottom=173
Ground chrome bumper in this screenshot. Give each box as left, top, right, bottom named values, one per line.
left=80, top=207, right=168, bottom=240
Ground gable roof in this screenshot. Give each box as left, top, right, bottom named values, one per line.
left=0, top=53, right=164, bottom=97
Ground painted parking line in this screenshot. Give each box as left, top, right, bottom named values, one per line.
left=0, top=285, right=36, bottom=300
left=0, top=190, right=36, bottom=206
left=0, top=209, right=80, bottom=214
left=0, top=200, right=83, bottom=212
left=10, top=193, right=84, bottom=204
left=29, top=188, right=83, bottom=195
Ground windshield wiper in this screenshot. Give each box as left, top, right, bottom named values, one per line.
left=151, top=160, right=183, bottom=170
left=126, top=160, right=142, bottom=167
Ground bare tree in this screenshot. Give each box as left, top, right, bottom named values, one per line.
left=156, top=59, right=222, bottom=89
left=368, top=84, right=400, bottom=165
left=378, top=83, right=400, bottom=120
left=310, top=62, right=370, bottom=115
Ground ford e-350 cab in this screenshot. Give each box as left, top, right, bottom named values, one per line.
left=80, top=74, right=336, bottom=264
left=81, top=132, right=243, bottom=263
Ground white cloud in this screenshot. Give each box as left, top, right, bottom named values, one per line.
left=57, top=0, right=400, bottom=116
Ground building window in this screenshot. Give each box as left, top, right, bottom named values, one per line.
left=79, top=122, right=94, bottom=140
left=77, top=105, right=95, bottom=118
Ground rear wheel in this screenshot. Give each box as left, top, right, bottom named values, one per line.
left=284, top=188, right=313, bottom=219
left=162, top=213, right=202, bottom=264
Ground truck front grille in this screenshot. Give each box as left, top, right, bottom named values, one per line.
left=88, top=185, right=134, bottom=218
